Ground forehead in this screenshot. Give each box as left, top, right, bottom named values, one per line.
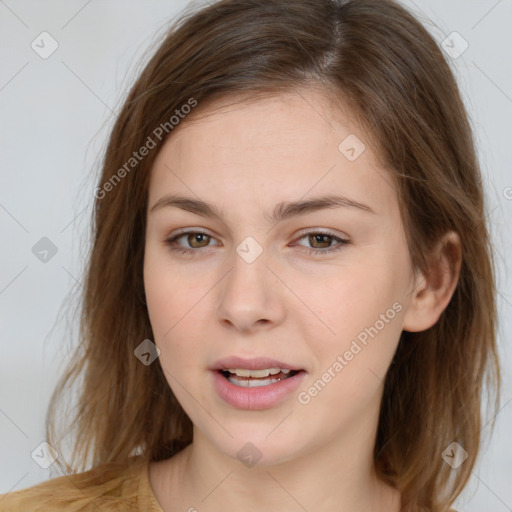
left=166, top=88, right=359, bottom=157
left=148, top=88, right=397, bottom=215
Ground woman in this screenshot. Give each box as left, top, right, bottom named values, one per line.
left=0, top=0, right=500, bottom=510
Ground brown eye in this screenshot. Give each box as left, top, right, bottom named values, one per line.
left=294, top=230, right=350, bottom=255
left=187, top=233, right=211, bottom=248
left=165, top=230, right=219, bottom=255
left=308, top=233, right=333, bottom=249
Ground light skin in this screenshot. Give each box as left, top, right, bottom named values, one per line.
left=143, top=86, right=461, bottom=511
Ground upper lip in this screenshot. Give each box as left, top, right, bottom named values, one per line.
left=211, top=356, right=303, bottom=371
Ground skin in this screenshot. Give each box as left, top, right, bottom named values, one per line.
left=143, top=86, right=461, bottom=512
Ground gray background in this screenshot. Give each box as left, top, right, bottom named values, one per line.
left=1, top=0, right=511, bottom=509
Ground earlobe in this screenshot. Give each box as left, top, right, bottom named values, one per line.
left=402, top=231, right=462, bottom=333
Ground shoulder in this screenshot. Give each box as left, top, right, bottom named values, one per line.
left=0, top=456, right=156, bottom=512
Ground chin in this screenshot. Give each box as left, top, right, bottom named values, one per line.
left=201, top=425, right=307, bottom=469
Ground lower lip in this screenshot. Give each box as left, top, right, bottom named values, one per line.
left=212, top=370, right=306, bottom=410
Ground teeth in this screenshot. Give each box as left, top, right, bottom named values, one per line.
left=224, top=368, right=291, bottom=378
left=228, top=377, right=280, bottom=387
left=221, top=368, right=298, bottom=387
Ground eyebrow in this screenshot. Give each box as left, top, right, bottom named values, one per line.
left=149, top=193, right=375, bottom=223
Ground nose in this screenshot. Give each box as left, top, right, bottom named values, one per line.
left=216, top=245, right=287, bottom=333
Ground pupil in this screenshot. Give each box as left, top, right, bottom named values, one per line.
left=189, top=233, right=208, bottom=248
left=311, top=234, right=330, bottom=248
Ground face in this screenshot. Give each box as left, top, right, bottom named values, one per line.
left=143, top=87, right=417, bottom=467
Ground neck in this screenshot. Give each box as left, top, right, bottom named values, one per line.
left=164, top=406, right=400, bottom=511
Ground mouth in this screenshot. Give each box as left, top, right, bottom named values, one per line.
left=210, top=356, right=306, bottom=408
left=218, top=368, right=301, bottom=387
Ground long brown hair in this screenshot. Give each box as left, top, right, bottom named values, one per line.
left=46, top=1, right=500, bottom=510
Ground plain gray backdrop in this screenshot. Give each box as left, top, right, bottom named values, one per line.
left=1, top=0, right=511, bottom=510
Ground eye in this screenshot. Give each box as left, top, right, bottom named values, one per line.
left=293, top=231, right=350, bottom=255
left=165, top=230, right=219, bottom=255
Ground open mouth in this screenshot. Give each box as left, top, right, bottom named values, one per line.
left=219, top=368, right=301, bottom=388
left=212, top=362, right=307, bottom=409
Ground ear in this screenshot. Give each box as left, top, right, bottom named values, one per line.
left=402, top=231, right=462, bottom=332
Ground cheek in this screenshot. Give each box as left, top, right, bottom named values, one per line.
left=294, top=259, right=402, bottom=340
left=144, top=268, right=202, bottom=409
left=143, top=249, right=212, bottom=379
left=144, top=246, right=198, bottom=336
left=298, top=260, right=405, bottom=395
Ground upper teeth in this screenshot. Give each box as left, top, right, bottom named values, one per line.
left=224, top=368, right=291, bottom=378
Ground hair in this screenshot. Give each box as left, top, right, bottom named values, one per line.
left=46, top=0, right=500, bottom=510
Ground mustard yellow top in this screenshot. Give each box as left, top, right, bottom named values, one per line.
left=0, top=456, right=461, bottom=511
left=0, top=456, right=163, bottom=512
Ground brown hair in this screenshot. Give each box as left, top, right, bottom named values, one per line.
left=47, top=0, right=500, bottom=510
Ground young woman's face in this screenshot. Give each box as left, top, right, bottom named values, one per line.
left=144, top=88, right=417, bottom=466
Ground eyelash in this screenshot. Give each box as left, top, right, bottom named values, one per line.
left=164, top=229, right=350, bottom=256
